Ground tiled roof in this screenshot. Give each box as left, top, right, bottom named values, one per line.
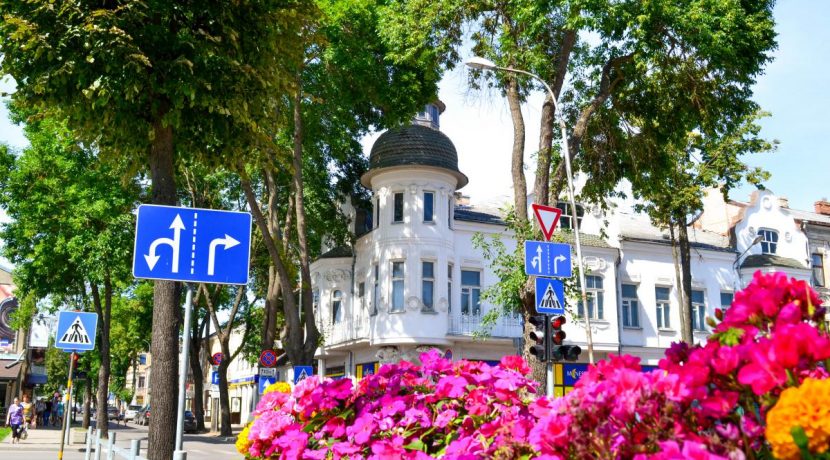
left=454, top=207, right=505, bottom=225
left=619, top=213, right=733, bottom=252
left=555, top=230, right=614, bottom=249
left=317, top=246, right=353, bottom=259
left=362, top=124, right=468, bottom=188
left=741, top=254, right=808, bottom=270
left=787, top=208, right=830, bottom=225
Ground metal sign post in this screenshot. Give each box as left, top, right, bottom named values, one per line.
left=58, top=352, right=76, bottom=460
left=175, top=284, right=195, bottom=453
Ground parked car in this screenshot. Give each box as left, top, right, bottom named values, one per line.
left=135, top=406, right=150, bottom=426
left=183, top=411, right=197, bottom=433
left=124, top=405, right=142, bottom=422
left=107, top=406, right=119, bottom=421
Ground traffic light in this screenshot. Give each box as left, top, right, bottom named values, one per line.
left=528, top=315, right=549, bottom=362
left=549, top=315, right=582, bottom=362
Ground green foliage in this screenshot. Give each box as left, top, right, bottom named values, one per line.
left=109, top=284, right=153, bottom=393
left=44, top=336, right=69, bottom=395
left=8, top=292, right=37, bottom=333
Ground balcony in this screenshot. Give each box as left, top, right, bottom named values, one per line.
left=320, top=316, right=370, bottom=347
left=448, top=314, right=522, bottom=339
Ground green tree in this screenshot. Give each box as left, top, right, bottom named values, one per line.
left=383, top=0, right=776, bottom=372
left=0, top=2, right=312, bottom=456
left=636, top=112, right=776, bottom=343
left=0, top=113, right=137, bottom=437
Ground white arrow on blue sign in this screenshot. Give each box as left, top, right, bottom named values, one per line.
left=55, top=311, right=98, bottom=352
left=535, top=277, right=566, bottom=315
left=132, top=205, right=252, bottom=285
left=524, top=241, right=572, bottom=278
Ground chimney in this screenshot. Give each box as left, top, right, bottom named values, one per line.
left=815, top=199, right=830, bottom=216
left=454, top=192, right=470, bottom=206
left=778, top=196, right=789, bottom=208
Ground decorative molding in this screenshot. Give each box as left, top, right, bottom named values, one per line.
left=421, top=250, right=438, bottom=259
left=785, top=231, right=793, bottom=242
left=762, top=196, right=773, bottom=210
left=462, top=258, right=482, bottom=267
left=436, top=298, right=448, bottom=313
left=409, top=184, right=418, bottom=195
left=407, top=296, right=421, bottom=312
left=324, top=269, right=351, bottom=283
left=376, top=346, right=400, bottom=364
left=747, top=226, right=755, bottom=236
left=377, top=187, right=390, bottom=199
left=583, top=256, right=606, bottom=271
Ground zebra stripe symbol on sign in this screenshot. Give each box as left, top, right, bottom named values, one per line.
left=60, top=317, right=91, bottom=345
left=55, top=311, right=98, bottom=352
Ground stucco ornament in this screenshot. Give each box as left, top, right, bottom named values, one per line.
left=324, top=269, right=351, bottom=283
left=435, top=298, right=449, bottom=313
left=407, top=296, right=421, bottom=312
left=583, top=256, right=607, bottom=271
left=376, top=346, right=400, bottom=364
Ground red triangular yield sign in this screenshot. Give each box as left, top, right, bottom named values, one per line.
left=532, top=203, right=562, bottom=241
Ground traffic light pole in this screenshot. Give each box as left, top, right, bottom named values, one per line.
left=545, top=314, right=553, bottom=397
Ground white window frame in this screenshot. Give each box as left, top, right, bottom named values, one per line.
left=392, top=192, right=404, bottom=223
left=447, top=264, right=453, bottom=313
left=460, top=269, right=482, bottom=316
left=691, top=289, right=706, bottom=331
left=656, top=286, right=671, bottom=330
left=391, top=261, right=405, bottom=312
left=758, top=228, right=778, bottom=254
left=621, top=283, right=640, bottom=328
left=556, top=201, right=584, bottom=231
left=423, top=191, right=435, bottom=223
left=331, top=290, right=343, bottom=324
left=577, top=275, right=604, bottom=320
left=421, top=260, right=435, bottom=311
left=371, top=264, right=379, bottom=316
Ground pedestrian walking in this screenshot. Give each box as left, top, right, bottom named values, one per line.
left=36, top=398, right=45, bottom=427
left=44, top=398, right=52, bottom=427
left=20, top=394, right=32, bottom=438
left=6, top=397, right=24, bottom=444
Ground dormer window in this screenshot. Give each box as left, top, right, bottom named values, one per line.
left=556, top=202, right=584, bottom=230
left=758, top=228, right=778, bottom=254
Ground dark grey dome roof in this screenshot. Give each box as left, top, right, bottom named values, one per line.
left=361, top=124, right=468, bottom=189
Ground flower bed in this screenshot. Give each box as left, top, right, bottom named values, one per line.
left=237, top=272, right=830, bottom=459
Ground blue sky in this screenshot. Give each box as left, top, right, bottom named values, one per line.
left=2, top=0, right=826, bottom=213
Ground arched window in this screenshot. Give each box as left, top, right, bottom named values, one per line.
left=331, top=290, right=343, bottom=324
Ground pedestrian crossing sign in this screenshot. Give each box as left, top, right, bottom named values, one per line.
left=535, top=277, right=566, bottom=315
left=55, top=311, right=98, bottom=352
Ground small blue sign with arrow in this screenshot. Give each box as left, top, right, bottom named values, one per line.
left=132, top=205, right=252, bottom=285
left=535, top=277, right=566, bottom=315
left=258, top=376, right=277, bottom=394
left=524, top=241, right=572, bottom=278
left=55, top=311, right=98, bottom=352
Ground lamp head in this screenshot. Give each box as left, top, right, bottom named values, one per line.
left=465, top=56, right=497, bottom=70
left=751, top=234, right=764, bottom=245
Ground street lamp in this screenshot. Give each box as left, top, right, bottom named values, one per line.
left=734, top=234, right=764, bottom=288
left=465, top=56, right=595, bottom=364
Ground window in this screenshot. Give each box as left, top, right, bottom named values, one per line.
left=424, top=192, right=434, bottom=222
left=422, top=261, right=434, bottom=311
left=331, top=290, right=343, bottom=323
left=621, top=284, right=640, bottom=328
left=393, top=193, right=404, bottom=223
left=448, top=264, right=453, bottom=313
left=720, top=292, right=734, bottom=310
left=461, top=270, right=481, bottom=316
left=448, top=198, right=453, bottom=228
left=358, top=282, right=366, bottom=312
left=138, top=376, right=145, bottom=388
left=556, top=202, right=584, bottom=230
left=577, top=276, right=604, bottom=320
left=371, top=265, right=379, bottom=316
left=373, top=199, right=379, bottom=229
left=813, top=253, right=825, bottom=287
left=391, top=261, right=405, bottom=312
left=691, top=290, right=706, bottom=331
left=313, top=289, right=320, bottom=319
left=758, top=229, right=778, bottom=254
left=428, top=104, right=441, bottom=127
left=656, top=287, right=671, bottom=329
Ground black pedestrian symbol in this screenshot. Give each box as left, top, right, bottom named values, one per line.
left=539, top=283, right=562, bottom=312
left=60, top=317, right=91, bottom=345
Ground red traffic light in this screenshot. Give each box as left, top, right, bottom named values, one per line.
left=551, top=316, right=566, bottom=329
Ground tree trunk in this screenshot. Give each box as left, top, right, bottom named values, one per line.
left=189, top=314, right=208, bottom=431
left=147, top=113, right=181, bottom=460
left=506, top=78, right=528, bottom=223
left=82, top=381, right=92, bottom=429
left=217, top=343, right=232, bottom=437
left=677, top=219, right=694, bottom=345
left=91, top=280, right=111, bottom=437
left=262, top=269, right=281, bottom=351
left=535, top=95, right=554, bottom=207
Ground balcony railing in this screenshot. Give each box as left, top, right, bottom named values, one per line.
left=448, top=314, right=522, bottom=338
left=320, top=316, right=370, bottom=346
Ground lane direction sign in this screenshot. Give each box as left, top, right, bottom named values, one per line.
left=535, top=278, right=566, bottom=315
left=294, top=365, right=313, bottom=384
left=531, top=203, right=562, bottom=241
left=133, top=205, right=252, bottom=285
left=55, top=311, right=98, bottom=352
left=258, top=376, right=277, bottom=394
left=524, top=241, right=572, bottom=278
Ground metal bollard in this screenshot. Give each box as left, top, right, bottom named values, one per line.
left=106, top=432, right=116, bottom=460
left=129, top=439, right=140, bottom=460
left=84, top=426, right=94, bottom=460
left=173, top=450, right=188, bottom=460
left=93, top=429, right=103, bottom=460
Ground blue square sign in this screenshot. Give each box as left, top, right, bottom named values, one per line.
left=55, top=311, right=98, bottom=352
left=535, top=277, right=566, bottom=315
left=524, top=241, right=572, bottom=278
left=132, top=205, right=252, bottom=285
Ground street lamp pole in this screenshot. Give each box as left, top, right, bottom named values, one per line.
left=465, top=57, right=595, bottom=364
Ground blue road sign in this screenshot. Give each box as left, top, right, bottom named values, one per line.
left=132, top=205, right=252, bottom=285
left=524, top=241, right=572, bottom=278
left=55, top=311, right=98, bottom=352
left=293, top=366, right=313, bottom=384
left=211, top=371, right=219, bottom=385
left=535, top=277, right=566, bottom=315
left=258, top=376, right=277, bottom=394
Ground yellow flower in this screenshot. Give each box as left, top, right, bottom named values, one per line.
left=235, top=423, right=252, bottom=455
left=766, top=377, right=830, bottom=459
left=263, top=381, right=292, bottom=395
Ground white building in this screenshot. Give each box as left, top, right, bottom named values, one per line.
left=308, top=102, right=828, bottom=387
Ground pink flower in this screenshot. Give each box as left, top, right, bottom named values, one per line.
left=435, top=375, right=468, bottom=399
